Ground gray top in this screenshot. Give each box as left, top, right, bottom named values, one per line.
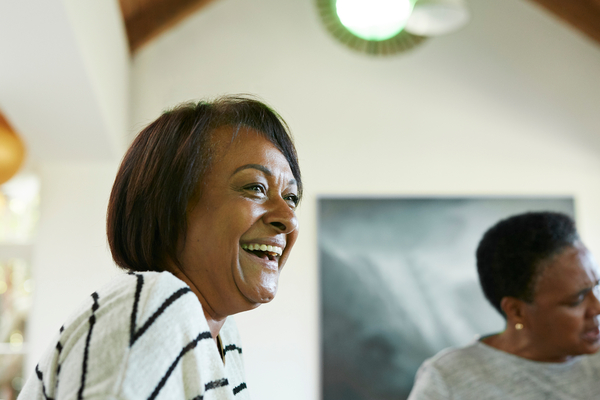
left=408, top=339, right=600, bottom=400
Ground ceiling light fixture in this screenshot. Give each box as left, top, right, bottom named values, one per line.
left=316, top=0, right=470, bottom=55
left=0, top=111, right=25, bottom=185
left=336, top=0, right=414, bottom=41
left=405, top=0, right=470, bottom=36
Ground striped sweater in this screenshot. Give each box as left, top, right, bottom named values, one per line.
left=19, top=271, right=250, bottom=400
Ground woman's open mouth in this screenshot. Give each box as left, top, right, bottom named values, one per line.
left=241, top=243, right=282, bottom=261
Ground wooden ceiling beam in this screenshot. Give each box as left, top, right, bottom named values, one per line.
left=120, top=0, right=600, bottom=54
left=120, top=0, right=217, bottom=53
left=526, top=0, right=600, bottom=46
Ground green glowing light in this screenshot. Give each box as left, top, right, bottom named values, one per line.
left=336, top=0, right=414, bottom=41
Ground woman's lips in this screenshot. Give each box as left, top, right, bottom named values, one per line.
left=582, top=326, right=600, bottom=342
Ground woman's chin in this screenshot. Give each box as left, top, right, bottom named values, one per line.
left=235, top=274, right=279, bottom=306
left=579, top=327, right=600, bottom=354
left=238, top=288, right=277, bottom=308
left=583, top=341, right=600, bottom=355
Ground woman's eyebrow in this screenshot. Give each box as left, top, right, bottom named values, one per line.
left=572, top=280, right=600, bottom=297
left=586, top=279, right=600, bottom=292
left=232, top=164, right=298, bottom=186
left=232, top=164, right=272, bottom=176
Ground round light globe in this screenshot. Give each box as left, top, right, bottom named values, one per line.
left=336, top=0, right=414, bottom=41
left=0, top=126, right=25, bottom=185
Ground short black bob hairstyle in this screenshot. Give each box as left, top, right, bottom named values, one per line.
left=107, top=95, right=302, bottom=272
left=476, top=211, right=579, bottom=317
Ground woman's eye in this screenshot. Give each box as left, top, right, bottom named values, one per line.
left=570, top=296, right=585, bottom=306
left=284, top=193, right=299, bottom=208
left=246, top=184, right=266, bottom=195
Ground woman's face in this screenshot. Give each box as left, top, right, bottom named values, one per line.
left=178, top=126, right=299, bottom=317
left=522, top=242, right=600, bottom=361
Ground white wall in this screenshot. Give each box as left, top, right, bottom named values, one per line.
left=130, top=0, right=600, bottom=399
left=25, top=162, right=120, bottom=374
left=1, top=0, right=130, bottom=378
left=62, top=0, right=131, bottom=156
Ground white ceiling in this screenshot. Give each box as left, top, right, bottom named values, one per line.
left=0, top=0, right=129, bottom=163
left=2, top=0, right=600, bottom=165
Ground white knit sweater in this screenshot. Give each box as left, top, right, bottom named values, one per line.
left=19, top=271, right=250, bottom=400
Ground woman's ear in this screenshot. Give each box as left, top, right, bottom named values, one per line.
left=500, top=296, right=526, bottom=325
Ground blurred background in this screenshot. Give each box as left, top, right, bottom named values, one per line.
left=0, top=0, right=600, bottom=399
left=319, top=196, right=574, bottom=400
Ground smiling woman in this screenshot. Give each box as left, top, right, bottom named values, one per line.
left=177, top=126, right=300, bottom=319
left=19, top=96, right=302, bottom=400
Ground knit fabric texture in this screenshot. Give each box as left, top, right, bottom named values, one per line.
left=19, top=271, right=250, bottom=400
left=408, top=339, right=600, bottom=400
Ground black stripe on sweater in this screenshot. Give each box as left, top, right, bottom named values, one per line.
left=35, top=364, right=55, bottom=400
left=54, top=340, right=63, bottom=393
left=147, top=331, right=213, bottom=400
left=187, top=377, right=232, bottom=399
left=55, top=364, right=61, bottom=392
left=233, top=382, right=247, bottom=395
left=205, top=378, right=228, bottom=391
left=129, top=274, right=144, bottom=346
left=129, top=274, right=192, bottom=346
left=77, top=292, right=99, bottom=400
left=223, top=344, right=243, bottom=356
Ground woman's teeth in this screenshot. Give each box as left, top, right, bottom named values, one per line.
left=241, top=243, right=283, bottom=256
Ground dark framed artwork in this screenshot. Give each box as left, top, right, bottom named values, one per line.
left=319, top=197, right=575, bottom=400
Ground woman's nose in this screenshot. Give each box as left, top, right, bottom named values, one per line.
left=263, top=197, right=298, bottom=234
left=588, top=287, right=600, bottom=317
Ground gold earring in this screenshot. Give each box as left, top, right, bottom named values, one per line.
left=515, top=323, right=524, bottom=330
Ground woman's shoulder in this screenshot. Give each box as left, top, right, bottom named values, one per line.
left=23, top=271, right=219, bottom=399
left=421, top=339, right=485, bottom=371
left=103, top=270, right=204, bottom=323
left=51, top=270, right=204, bottom=350
left=410, top=339, right=519, bottom=400
left=408, top=344, right=481, bottom=400
left=57, top=271, right=200, bottom=341
left=98, top=270, right=188, bottom=293
left=95, top=270, right=197, bottom=308
left=414, top=338, right=509, bottom=387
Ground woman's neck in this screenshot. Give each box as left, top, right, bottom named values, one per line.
left=169, top=267, right=227, bottom=341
